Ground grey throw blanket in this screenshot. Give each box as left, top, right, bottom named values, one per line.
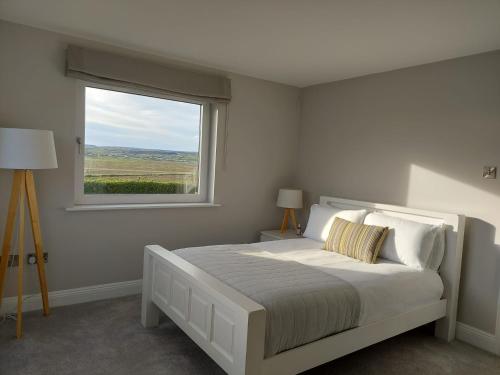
left=174, top=244, right=361, bottom=357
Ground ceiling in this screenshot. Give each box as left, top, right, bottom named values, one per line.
left=1, top=0, right=500, bottom=87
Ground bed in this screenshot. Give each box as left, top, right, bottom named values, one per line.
left=141, top=196, right=465, bottom=375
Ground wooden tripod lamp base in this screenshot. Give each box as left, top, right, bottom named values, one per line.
left=280, top=208, right=298, bottom=233
left=277, top=188, right=303, bottom=234
left=0, top=170, right=50, bottom=338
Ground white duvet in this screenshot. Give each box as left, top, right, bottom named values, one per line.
left=250, top=238, right=444, bottom=326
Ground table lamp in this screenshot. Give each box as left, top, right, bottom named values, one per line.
left=0, top=127, right=57, bottom=338
left=277, top=188, right=303, bottom=233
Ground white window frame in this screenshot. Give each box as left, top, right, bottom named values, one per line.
left=74, top=81, right=214, bottom=205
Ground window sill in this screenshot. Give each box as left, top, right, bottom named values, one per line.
left=65, top=202, right=221, bottom=212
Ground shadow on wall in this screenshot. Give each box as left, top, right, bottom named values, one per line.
left=461, top=218, right=499, bottom=331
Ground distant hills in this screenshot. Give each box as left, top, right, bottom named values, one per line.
left=85, top=145, right=198, bottom=162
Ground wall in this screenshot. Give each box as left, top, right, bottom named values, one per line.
left=0, top=21, right=300, bottom=297
left=297, top=50, right=500, bottom=335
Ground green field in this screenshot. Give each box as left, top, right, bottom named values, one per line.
left=84, top=145, right=199, bottom=194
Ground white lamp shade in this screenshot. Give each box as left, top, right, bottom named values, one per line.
left=277, top=188, right=303, bottom=209
left=0, top=128, right=58, bottom=169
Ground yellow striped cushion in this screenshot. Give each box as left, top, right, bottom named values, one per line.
left=323, top=217, right=389, bottom=263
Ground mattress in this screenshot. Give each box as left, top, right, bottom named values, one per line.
left=250, top=238, right=444, bottom=326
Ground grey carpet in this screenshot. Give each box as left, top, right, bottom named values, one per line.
left=0, top=295, right=498, bottom=375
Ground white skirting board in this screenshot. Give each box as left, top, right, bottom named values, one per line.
left=0, top=279, right=142, bottom=315
left=1, top=278, right=497, bottom=357
left=455, top=322, right=499, bottom=355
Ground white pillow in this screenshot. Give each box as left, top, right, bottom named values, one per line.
left=303, top=204, right=368, bottom=242
left=426, top=225, right=446, bottom=271
left=363, top=213, right=440, bottom=270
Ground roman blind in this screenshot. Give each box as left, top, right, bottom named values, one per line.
left=65, top=45, right=231, bottom=102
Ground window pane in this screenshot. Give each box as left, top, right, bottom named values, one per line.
left=84, top=87, right=201, bottom=195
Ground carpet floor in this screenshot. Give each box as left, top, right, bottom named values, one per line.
left=0, top=295, right=499, bottom=375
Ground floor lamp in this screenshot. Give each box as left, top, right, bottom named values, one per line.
left=0, top=128, right=57, bottom=338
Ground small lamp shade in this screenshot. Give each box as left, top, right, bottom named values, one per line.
left=277, top=188, right=303, bottom=209
left=0, top=128, right=58, bottom=170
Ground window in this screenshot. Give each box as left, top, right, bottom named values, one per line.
left=75, top=83, right=214, bottom=205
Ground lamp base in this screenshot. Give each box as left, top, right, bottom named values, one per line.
left=280, top=208, right=298, bottom=233
left=0, top=170, right=50, bottom=338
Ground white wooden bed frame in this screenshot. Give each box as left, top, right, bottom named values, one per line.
left=141, top=196, right=465, bottom=375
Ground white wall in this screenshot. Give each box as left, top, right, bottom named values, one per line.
left=0, top=21, right=300, bottom=297
left=297, top=50, right=500, bottom=335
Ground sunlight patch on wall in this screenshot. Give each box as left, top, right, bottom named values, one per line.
left=406, top=164, right=500, bottom=243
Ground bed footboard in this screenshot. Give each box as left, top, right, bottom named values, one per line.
left=141, top=245, right=266, bottom=375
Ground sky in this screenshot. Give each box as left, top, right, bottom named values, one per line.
left=85, top=87, right=201, bottom=152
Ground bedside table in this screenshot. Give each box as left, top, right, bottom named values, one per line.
left=260, top=229, right=302, bottom=242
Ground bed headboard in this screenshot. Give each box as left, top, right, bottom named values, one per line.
left=319, top=195, right=465, bottom=342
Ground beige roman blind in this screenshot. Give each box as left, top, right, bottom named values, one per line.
left=66, top=45, right=231, bottom=102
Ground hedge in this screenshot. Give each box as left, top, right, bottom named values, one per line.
left=84, top=180, right=186, bottom=194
